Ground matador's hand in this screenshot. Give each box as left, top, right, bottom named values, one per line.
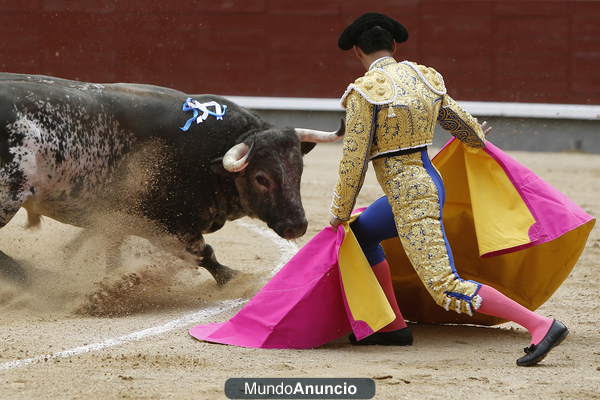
left=330, top=216, right=344, bottom=233
left=480, top=120, right=492, bottom=136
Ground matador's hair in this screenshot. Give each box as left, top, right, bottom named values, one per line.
left=356, top=26, right=395, bottom=55
left=338, top=12, right=408, bottom=52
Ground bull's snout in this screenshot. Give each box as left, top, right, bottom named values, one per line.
left=282, top=221, right=307, bottom=240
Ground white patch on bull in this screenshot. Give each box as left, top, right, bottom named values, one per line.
left=6, top=101, right=135, bottom=225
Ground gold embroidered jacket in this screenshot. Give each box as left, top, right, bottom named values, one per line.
left=331, top=57, right=486, bottom=220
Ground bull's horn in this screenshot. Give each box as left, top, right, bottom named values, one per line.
left=222, top=137, right=256, bottom=172
left=296, top=118, right=345, bottom=143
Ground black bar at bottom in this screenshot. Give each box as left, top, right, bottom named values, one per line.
left=225, top=378, right=376, bottom=399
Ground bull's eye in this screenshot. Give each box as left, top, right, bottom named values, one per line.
left=256, top=174, right=270, bottom=188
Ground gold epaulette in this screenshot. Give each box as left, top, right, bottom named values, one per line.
left=341, top=69, right=397, bottom=108
left=401, top=61, right=447, bottom=95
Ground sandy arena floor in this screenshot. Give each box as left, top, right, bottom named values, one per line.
left=0, top=141, right=599, bottom=399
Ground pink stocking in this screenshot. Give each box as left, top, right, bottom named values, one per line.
left=476, top=285, right=553, bottom=345
left=372, top=260, right=408, bottom=332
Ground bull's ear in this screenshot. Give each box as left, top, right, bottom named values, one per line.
left=300, top=142, right=317, bottom=155
left=210, top=157, right=238, bottom=178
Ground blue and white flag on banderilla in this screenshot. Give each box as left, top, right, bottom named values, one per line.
left=180, top=97, right=228, bottom=131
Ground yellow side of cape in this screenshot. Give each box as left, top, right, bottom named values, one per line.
left=338, top=216, right=396, bottom=333
left=455, top=144, right=536, bottom=255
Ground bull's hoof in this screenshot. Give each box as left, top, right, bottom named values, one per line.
left=0, top=250, right=27, bottom=286
left=211, top=265, right=239, bottom=287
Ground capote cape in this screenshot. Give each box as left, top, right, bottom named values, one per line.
left=189, top=139, right=595, bottom=348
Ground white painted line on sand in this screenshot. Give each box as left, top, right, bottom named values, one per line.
left=0, top=299, right=245, bottom=371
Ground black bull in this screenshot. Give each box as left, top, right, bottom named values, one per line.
left=0, top=73, right=344, bottom=285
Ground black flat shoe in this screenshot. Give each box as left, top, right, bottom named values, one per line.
left=349, top=327, right=413, bottom=346
left=517, top=320, right=569, bottom=367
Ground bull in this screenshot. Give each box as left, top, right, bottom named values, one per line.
left=0, top=72, right=344, bottom=285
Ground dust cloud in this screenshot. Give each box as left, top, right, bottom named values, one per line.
left=0, top=210, right=263, bottom=320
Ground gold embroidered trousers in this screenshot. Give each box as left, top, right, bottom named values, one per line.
left=373, top=152, right=481, bottom=315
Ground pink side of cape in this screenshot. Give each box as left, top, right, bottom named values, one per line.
left=189, top=227, right=352, bottom=349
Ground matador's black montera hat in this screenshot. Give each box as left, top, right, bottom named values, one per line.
left=338, top=12, right=409, bottom=51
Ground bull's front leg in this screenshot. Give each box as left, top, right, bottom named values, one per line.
left=198, top=243, right=238, bottom=286
left=181, top=233, right=238, bottom=286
